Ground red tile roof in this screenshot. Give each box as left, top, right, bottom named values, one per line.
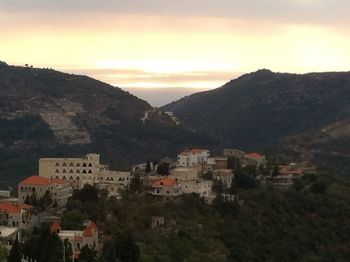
left=86, top=222, right=98, bottom=231
left=0, top=203, right=22, bottom=214
left=83, top=228, right=94, bottom=237
left=245, top=153, right=264, bottom=160
left=20, top=175, right=52, bottom=186
left=153, top=177, right=178, bottom=187
left=18, top=204, right=34, bottom=210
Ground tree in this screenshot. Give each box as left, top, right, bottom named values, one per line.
left=311, top=180, right=327, bottom=194
left=38, top=190, right=53, bottom=210
left=8, top=234, right=21, bottom=262
left=0, top=245, right=9, bottom=261
left=101, top=231, right=139, bottom=262
left=156, top=162, right=170, bottom=176
left=79, top=245, right=97, bottom=262
left=129, top=174, right=142, bottom=194
left=272, top=166, right=279, bottom=178
left=63, top=238, right=73, bottom=262
left=145, top=161, right=152, bottom=174
left=61, top=210, right=88, bottom=230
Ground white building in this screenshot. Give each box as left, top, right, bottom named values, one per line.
left=177, top=149, right=210, bottom=167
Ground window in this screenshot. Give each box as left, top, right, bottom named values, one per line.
left=63, top=162, right=67, bottom=167
left=55, top=162, right=59, bottom=166
left=63, top=176, right=66, bottom=180
left=55, top=169, right=59, bottom=173
left=88, top=163, right=92, bottom=167
left=69, top=176, right=73, bottom=180
left=76, top=170, right=80, bottom=173
left=76, top=163, right=80, bottom=167
left=83, top=163, right=87, bottom=167
left=69, top=169, right=74, bottom=173
left=62, top=169, right=67, bottom=173
left=70, top=163, right=74, bottom=167
left=88, top=170, right=92, bottom=174
left=82, top=170, right=87, bottom=174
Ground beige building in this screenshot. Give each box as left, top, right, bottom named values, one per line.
left=18, top=176, right=73, bottom=207
left=181, top=179, right=212, bottom=197
left=39, top=154, right=131, bottom=197
left=39, top=154, right=100, bottom=188
left=169, top=167, right=198, bottom=182
left=177, top=149, right=210, bottom=167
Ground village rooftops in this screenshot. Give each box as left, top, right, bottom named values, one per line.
left=179, top=149, right=209, bottom=155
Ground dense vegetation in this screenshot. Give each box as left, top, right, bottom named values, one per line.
left=9, top=171, right=339, bottom=261
left=162, top=69, right=350, bottom=175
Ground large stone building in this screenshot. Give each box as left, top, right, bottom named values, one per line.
left=18, top=176, right=73, bottom=207
left=39, top=154, right=100, bottom=188
left=38, top=154, right=132, bottom=193
left=169, top=167, right=198, bottom=181
left=177, top=149, right=210, bottom=167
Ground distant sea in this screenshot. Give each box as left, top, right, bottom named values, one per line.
left=121, top=87, right=210, bottom=107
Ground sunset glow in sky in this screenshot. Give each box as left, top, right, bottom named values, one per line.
left=1, top=0, right=350, bottom=92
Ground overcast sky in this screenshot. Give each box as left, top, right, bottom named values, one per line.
left=1, top=0, right=350, bottom=103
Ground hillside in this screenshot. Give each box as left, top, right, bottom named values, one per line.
left=162, top=69, right=350, bottom=173
left=0, top=62, right=214, bottom=187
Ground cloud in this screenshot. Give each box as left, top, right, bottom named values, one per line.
left=1, top=0, right=350, bottom=26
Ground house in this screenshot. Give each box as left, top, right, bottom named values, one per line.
left=51, top=220, right=100, bottom=259
left=223, top=148, right=245, bottom=160
left=243, top=153, right=266, bottom=167
left=213, top=169, right=234, bottom=188
left=141, top=176, right=163, bottom=188
left=181, top=179, right=212, bottom=197
left=271, top=164, right=304, bottom=186
left=0, top=203, right=33, bottom=227
left=18, top=176, right=73, bottom=207
left=206, top=157, right=228, bottom=171
left=177, top=149, right=210, bottom=167
left=150, top=178, right=182, bottom=201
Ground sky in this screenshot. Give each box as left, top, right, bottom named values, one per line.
left=1, top=0, right=350, bottom=106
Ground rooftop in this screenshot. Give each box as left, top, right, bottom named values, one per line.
left=245, top=153, right=264, bottom=160
left=20, top=175, right=51, bottom=186
left=153, top=177, right=178, bottom=187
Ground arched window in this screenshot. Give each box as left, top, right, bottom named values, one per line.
left=82, top=170, right=87, bottom=174
left=88, top=163, right=92, bottom=167
left=83, top=163, right=87, bottom=167
left=88, top=170, right=92, bottom=174
left=63, top=176, right=66, bottom=180
left=76, top=176, right=80, bottom=180
left=63, top=162, right=67, bottom=167
left=69, top=176, right=73, bottom=180
left=76, top=170, right=80, bottom=173
left=55, top=162, right=59, bottom=166
left=70, top=163, right=74, bottom=167
left=69, top=169, right=74, bottom=173
left=62, top=169, right=67, bottom=173
left=55, top=169, right=59, bottom=173
left=76, top=163, right=80, bottom=167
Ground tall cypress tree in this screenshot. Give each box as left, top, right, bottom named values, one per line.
left=8, top=234, right=21, bottom=262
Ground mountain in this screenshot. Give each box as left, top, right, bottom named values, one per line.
left=0, top=62, right=214, bottom=187
left=162, top=69, right=350, bottom=174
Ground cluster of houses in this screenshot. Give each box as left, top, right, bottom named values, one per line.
left=0, top=147, right=316, bottom=258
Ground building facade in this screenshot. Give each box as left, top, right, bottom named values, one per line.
left=177, top=149, right=210, bottom=167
